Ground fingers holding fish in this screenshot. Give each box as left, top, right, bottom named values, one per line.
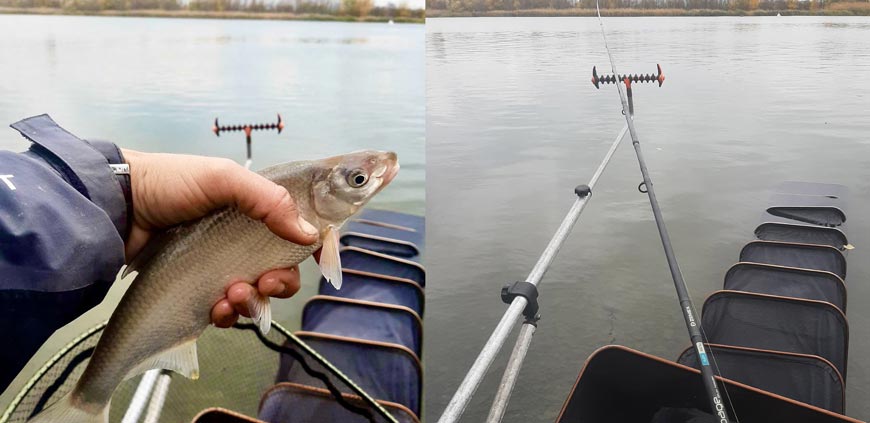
left=212, top=160, right=319, bottom=245
left=257, top=266, right=302, bottom=299
left=225, top=283, right=256, bottom=318
left=211, top=265, right=302, bottom=325
left=210, top=299, right=238, bottom=328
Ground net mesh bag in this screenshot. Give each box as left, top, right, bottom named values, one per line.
left=701, top=290, right=849, bottom=379
left=678, top=344, right=844, bottom=413
left=1, top=320, right=403, bottom=423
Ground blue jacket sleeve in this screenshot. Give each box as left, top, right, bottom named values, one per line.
left=0, top=114, right=130, bottom=389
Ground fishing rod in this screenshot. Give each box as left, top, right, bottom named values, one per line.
left=213, top=114, right=285, bottom=169
left=437, top=123, right=629, bottom=423
left=592, top=3, right=735, bottom=422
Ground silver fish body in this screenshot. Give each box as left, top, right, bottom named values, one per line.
left=30, top=150, right=398, bottom=423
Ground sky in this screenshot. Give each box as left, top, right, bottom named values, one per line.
left=390, top=0, right=424, bottom=8
left=375, top=0, right=425, bottom=8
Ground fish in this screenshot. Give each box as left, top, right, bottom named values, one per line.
left=29, top=150, right=399, bottom=423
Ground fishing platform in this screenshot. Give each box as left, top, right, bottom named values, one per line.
left=556, top=181, right=859, bottom=422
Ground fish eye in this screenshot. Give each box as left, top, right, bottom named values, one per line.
left=347, top=169, right=368, bottom=188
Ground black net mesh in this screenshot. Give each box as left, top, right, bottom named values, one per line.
left=258, top=383, right=418, bottom=423
left=347, top=210, right=425, bottom=249
left=677, top=344, right=844, bottom=413
left=701, top=290, right=848, bottom=379
left=557, top=345, right=857, bottom=423
left=1, top=324, right=118, bottom=423
left=724, top=263, right=846, bottom=312
left=739, top=241, right=846, bottom=279
left=317, top=271, right=424, bottom=318
left=754, top=223, right=848, bottom=250
left=766, top=207, right=846, bottom=228
left=339, top=247, right=425, bottom=288
left=765, top=190, right=847, bottom=228
left=1, top=321, right=400, bottom=423
left=648, top=408, right=716, bottom=423
left=277, top=332, right=422, bottom=416
left=302, top=297, right=422, bottom=357
left=340, top=234, right=420, bottom=259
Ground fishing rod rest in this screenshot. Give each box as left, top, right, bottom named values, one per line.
left=591, top=64, right=665, bottom=89
left=501, top=281, right=540, bottom=323
left=212, top=114, right=285, bottom=136
left=212, top=114, right=285, bottom=166
left=592, top=64, right=664, bottom=115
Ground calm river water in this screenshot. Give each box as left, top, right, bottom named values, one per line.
left=427, top=17, right=870, bottom=421
left=0, top=15, right=423, bottom=418
left=0, top=15, right=423, bottom=214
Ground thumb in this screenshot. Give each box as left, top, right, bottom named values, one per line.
left=212, top=161, right=320, bottom=245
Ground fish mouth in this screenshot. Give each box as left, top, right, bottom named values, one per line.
left=375, top=151, right=399, bottom=186
left=381, top=160, right=399, bottom=185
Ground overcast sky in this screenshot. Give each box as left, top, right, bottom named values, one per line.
left=374, top=0, right=425, bottom=9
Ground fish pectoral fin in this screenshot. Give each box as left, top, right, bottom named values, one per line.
left=248, top=292, right=272, bottom=335
left=125, top=339, right=200, bottom=381
left=318, top=225, right=343, bottom=290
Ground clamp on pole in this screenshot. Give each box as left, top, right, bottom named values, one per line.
left=501, top=282, right=540, bottom=324
left=574, top=184, right=592, bottom=198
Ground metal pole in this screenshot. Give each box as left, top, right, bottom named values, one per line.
left=121, top=369, right=161, bottom=423
left=484, top=322, right=537, bottom=423
left=143, top=371, right=172, bottom=423
left=244, top=128, right=253, bottom=169
left=482, top=123, right=629, bottom=423
left=213, top=115, right=282, bottom=170
left=437, top=124, right=629, bottom=423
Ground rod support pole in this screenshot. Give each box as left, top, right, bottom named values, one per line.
left=437, top=125, right=628, bottom=423
left=485, top=321, right=538, bottom=423
left=121, top=369, right=161, bottom=423
left=143, top=371, right=172, bottom=423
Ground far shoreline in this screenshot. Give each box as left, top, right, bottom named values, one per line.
left=0, top=7, right=425, bottom=23
left=426, top=6, right=870, bottom=17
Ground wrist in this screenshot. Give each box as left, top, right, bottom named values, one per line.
left=113, top=148, right=134, bottom=242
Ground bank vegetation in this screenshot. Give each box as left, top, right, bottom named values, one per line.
left=0, top=0, right=424, bottom=22
left=426, top=0, right=870, bottom=16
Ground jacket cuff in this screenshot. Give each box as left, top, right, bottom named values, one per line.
left=10, top=114, right=130, bottom=241
left=88, top=140, right=133, bottom=242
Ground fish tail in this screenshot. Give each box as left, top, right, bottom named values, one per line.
left=28, top=391, right=108, bottom=423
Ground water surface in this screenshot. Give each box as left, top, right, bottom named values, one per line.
left=427, top=16, right=870, bottom=421
left=0, top=15, right=423, bottom=214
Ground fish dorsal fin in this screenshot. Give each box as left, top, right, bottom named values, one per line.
left=124, top=339, right=200, bottom=381
left=318, top=225, right=343, bottom=290
left=248, top=293, right=272, bottom=335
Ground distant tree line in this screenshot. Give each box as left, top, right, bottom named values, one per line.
left=0, top=0, right=422, bottom=18
left=426, top=0, right=845, bottom=12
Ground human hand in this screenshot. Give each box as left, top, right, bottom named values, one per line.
left=121, top=149, right=320, bottom=327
